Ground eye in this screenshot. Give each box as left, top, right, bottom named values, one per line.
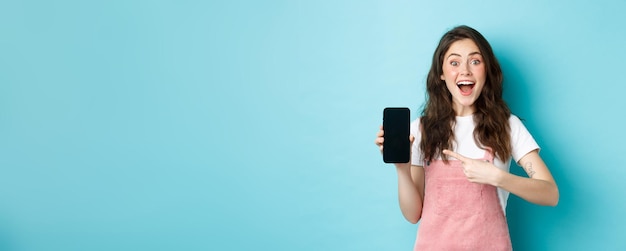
left=470, top=59, right=481, bottom=65
left=450, top=61, right=459, bottom=66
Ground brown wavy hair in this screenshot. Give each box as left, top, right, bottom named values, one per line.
left=420, top=25, right=511, bottom=163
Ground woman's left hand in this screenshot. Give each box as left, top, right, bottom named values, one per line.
left=442, top=149, right=503, bottom=186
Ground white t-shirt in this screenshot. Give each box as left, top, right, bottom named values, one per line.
left=410, top=114, right=539, bottom=213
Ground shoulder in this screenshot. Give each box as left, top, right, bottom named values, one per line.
left=507, top=114, right=540, bottom=161
left=410, top=117, right=422, bottom=128
left=508, top=114, right=527, bottom=132
left=410, top=117, right=422, bottom=131
left=410, top=118, right=423, bottom=139
left=508, top=114, right=523, bottom=125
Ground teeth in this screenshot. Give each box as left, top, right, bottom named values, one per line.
left=457, top=81, right=474, bottom=86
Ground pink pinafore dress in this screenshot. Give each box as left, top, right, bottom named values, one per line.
left=414, top=150, right=512, bottom=251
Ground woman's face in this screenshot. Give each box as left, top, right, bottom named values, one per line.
left=440, top=38, right=486, bottom=116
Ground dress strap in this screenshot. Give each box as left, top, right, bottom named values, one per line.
left=482, top=148, right=495, bottom=162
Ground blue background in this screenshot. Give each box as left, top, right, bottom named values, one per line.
left=1, top=0, right=625, bottom=250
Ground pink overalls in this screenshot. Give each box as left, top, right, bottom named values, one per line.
left=414, top=151, right=512, bottom=251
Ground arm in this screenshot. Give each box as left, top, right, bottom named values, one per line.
left=375, top=127, right=425, bottom=223
left=396, top=163, right=425, bottom=224
left=496, top=150, right=559, bottom=206
left=443, top=149, right=559, bottom=206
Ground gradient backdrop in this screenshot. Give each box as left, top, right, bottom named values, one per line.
left=1, top=0, right=625, bottom=250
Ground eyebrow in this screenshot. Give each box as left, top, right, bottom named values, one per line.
left=447, top=52, right=482, bottom=59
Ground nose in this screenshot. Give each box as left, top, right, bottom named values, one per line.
left=460, top=62, right=472, bottom=76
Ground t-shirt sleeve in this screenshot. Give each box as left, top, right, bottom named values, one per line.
left=509, top=115, right=540, bottom=164
left=410, top=119, right=424, bottom=166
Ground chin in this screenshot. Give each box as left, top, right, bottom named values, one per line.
left=458, top=99, right=477, bottom=107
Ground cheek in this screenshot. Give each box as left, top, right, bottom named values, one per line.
left=474, top=65, right=486, bottom=78
left=441, top=66, right=457, bottom=80
left=444, top=80, right=458, bottom=93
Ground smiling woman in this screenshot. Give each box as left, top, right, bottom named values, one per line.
left=441, top=39, right=486, bottom=116
left=374, top=25, right=559, bottom=250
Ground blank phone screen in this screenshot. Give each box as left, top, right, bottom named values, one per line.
left=383, top=107, right=410, bottom=163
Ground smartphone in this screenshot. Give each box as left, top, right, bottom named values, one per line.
left=383, top=107, right=410, bottom=163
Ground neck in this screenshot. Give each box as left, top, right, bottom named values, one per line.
left=453, top=104, right=475, bottom=116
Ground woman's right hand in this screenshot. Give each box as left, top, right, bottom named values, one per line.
left=374, top=125, right=385, bottom=152
left=374, top=125, right=414, bottom=167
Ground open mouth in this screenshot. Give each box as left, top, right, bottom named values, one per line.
left=456, top=81, right=475, bottom=96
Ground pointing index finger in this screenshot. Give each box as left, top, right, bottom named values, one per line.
left=442, top=149, right=468, bottom=161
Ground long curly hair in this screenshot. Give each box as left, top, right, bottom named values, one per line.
left=420, top=25, right=511, bottom=163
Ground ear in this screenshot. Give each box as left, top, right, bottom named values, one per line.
left=440, top=74, right=445, bottom=80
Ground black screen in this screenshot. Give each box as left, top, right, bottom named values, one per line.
left=383, top=107, right=410, bottom=163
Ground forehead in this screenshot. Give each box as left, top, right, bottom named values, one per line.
left=445, top=39, right=481, bottom=57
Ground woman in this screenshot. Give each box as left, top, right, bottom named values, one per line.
left=374, top=25, right=559, bottom=250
